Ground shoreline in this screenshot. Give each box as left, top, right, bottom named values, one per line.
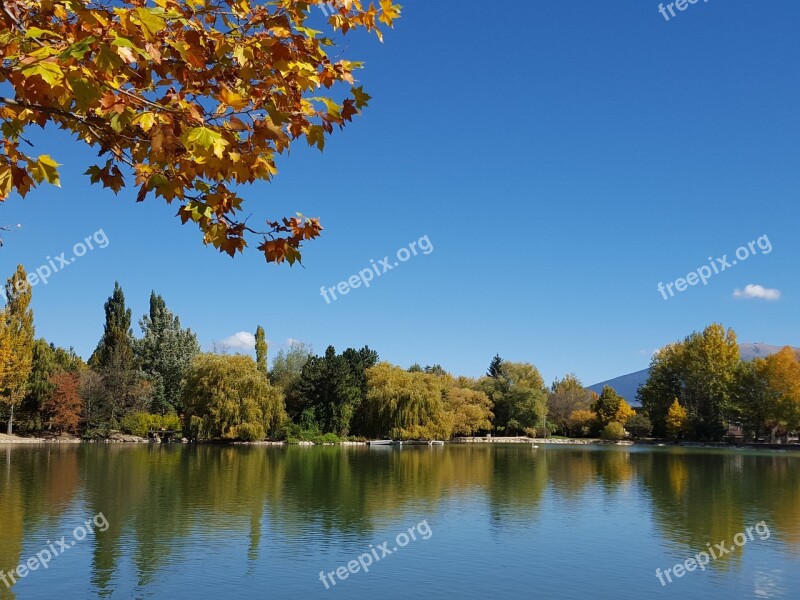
left=2, top=432, right=799, bottom=452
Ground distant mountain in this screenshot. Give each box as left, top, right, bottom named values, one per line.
left=587, top=343, right=798, bottom=407
left=587, top=369, right=650, bottom=406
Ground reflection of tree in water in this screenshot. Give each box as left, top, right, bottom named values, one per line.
left=633, top=449, right=800, bottom=571
left=750, top=453, right=800, bottom=555
left=0, top=445, right=81, bottom=600
left=486, top=446, right=547, bottom=528
left=2, top=444, right=799, bottom=595
left=262, top=445, right=493, bottom=539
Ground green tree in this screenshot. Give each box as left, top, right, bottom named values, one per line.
left=480, top=362, right=548, bottom=435
left=591, top=385, right=624, bottom=428
left=638, top=343, right=685, bottom=436
left=733, top=358, right=775, bottom=441
left=681, top=324, right=740, bottom=440
left=640, top=324, right=740, bottom=440
left=0, top=265, right=34, bottom=434
left=601, top=421, right=625, bottom=441
left=136, top=292, right=200, bottom=414
left=270, top=341, right=313, bottom=389
left=90, top=282, right=150, bottom=427
left=291, top=345, right=376, bottom=436
left=91, top=282, right=135, bottom=371
left=625, top=413, right=653, bottom=438
left=255, top=326, right=268, bottom=377
left=183, top=354, right=285, bottom=441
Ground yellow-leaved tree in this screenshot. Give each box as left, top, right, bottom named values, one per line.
left=615, top=399, right=636, bottom=425
left=0, top=264, right=35, bottom=434
left=0, top=0, right=400, bottom=264
left=665, top=398, right=688, bottom=440
left=763, top=347, right=800, bottom=439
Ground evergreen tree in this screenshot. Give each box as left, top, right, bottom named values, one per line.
left=137, top=292, right=200, bottom=414
left=0, top=265, right=35, bottom=434
left=91, top=281, right=134, bottom=371
left=90, top=282, right=149, bottom=426
left=292, top=345, right=378, bottom=436
left=255, top=325, right=268, bottom=377
left=487, top=354, right=504, bottom=378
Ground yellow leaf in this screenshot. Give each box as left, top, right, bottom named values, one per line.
left=134, top=112, right=157, bottom=132
left=34, top=155, right=61, bottom=187
left=219, top=87, right=249, bottom=111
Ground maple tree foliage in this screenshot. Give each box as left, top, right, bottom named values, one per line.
left=43, top=370, right=83, bottom=433
left=0, top=0, right=400, bottom=264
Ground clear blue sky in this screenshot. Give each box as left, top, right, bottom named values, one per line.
left=1, top=0, right=798, bottom=386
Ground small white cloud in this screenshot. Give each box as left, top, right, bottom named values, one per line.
left=733, top=284, right=781, bottom=301
left=220, top=331, right=256, bottom=350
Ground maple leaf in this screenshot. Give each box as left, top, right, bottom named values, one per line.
left=0, top=0, right=400, bottom=265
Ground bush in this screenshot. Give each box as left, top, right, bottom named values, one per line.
left=626, top=413, right=652, bottom=438
left=120, top=412, right=182, bottom=438
left=235, top=422, right=266, bottom=442
left=601, top=421, right=626, bottom=441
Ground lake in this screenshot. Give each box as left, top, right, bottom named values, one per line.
left=1, top=443, right=799, bottom=599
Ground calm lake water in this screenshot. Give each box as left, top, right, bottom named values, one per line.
left=1, top=443, right=799, bottom=599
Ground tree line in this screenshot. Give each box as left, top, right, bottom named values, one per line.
left=1, top=265, right=797, bottom=443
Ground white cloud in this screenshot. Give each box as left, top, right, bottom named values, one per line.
left=733, top=284, right=781, bottom=301
left=220, top=331, right=256, bottom=350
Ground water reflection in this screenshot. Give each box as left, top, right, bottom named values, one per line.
left=0, top=444, right=798, bottom=597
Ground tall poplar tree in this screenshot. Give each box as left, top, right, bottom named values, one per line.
left=255, top=326, right=268, bottom=377
left=0, top=265, right=34, bottom=434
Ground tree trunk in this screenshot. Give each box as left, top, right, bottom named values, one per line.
left=7, top=404, right=14, bottom=435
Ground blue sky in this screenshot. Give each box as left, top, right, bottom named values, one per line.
left=1, top=0, right=798, bottom=387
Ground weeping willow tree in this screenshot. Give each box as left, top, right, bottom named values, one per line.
left=363, top=363, right=452, bottom=440
left=183, top=354, right=285, bottom=441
